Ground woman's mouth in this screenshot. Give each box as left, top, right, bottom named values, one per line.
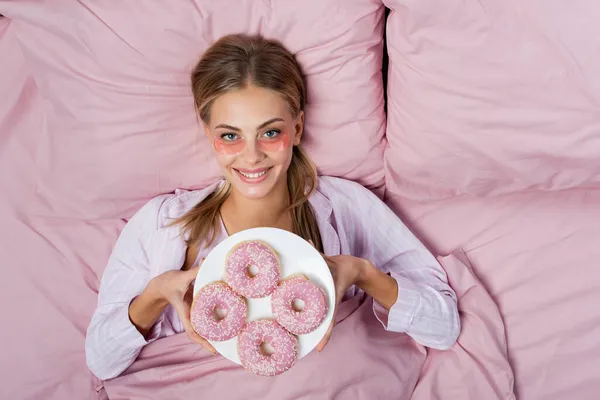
left=234, top=167, right=271, bottom=183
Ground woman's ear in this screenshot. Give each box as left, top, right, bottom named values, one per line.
left=293, top=111, right=304, bottom=146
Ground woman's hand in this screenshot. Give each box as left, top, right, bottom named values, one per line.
left=151, top=262, right=216, bottom=354
left=131, top=260, right=216, bottom=354
left=315, top=254, right=370, bottom=352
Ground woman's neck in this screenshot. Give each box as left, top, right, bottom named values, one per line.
left=220, top=179, right=294, bottom=234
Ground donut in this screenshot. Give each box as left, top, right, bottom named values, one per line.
left=190, top=281, right=248, bottom=341
left=237, top=319, right=298, bottom=376
left=225, top=240, right=281, bottom=298
left=271, top=275, right=328, bottom=335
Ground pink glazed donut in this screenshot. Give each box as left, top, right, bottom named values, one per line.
left=271, top=275, right=328, bottom=335
left=225, top=240, right=281, bottom=298
left=237, top=319, right=298, bottom=376
left=191, top=281, right=248, bottom=341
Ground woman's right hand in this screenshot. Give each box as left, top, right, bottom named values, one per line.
left=151, top=263, right=216, bottom=354
left=132, top=261, right=216, bottom=354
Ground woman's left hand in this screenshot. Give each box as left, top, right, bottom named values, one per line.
left=315, top=254, right=371, bottom=352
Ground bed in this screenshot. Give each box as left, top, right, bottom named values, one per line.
left=0, top=1, right=598, bottom=399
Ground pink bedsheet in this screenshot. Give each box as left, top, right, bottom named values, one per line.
left=3, top=8, right=598, bottom=400
left=0, top=18, right=111, bottom=398
left=386, top=189, right=600, bottom=400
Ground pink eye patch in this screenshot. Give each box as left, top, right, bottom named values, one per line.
left=213, top=131, right=291, bottom=155
left=213, top=137, right=245, bottom=155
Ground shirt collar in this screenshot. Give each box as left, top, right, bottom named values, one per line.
left=161, top=180, right=222, bottom=222
left=162, top=179, right=333, bottom=224
left=308, top=185, right=333, bottom=222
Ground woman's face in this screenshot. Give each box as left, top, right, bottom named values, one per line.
left=203, top=85, right=303, bottom=200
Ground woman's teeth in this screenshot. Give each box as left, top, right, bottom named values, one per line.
left=239, top=170, right=267, bottom=178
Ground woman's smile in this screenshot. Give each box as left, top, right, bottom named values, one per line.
left=234, top=167, right=272, bottom=184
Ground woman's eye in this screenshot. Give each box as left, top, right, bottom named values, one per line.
left=263, top=129, right=280, bottom=139
left=221, top=133, right=238, bottom=141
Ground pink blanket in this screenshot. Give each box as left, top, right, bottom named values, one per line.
left=103, top=297, right=423, bottom=400
left=98, top=253, right=514, bottom=400
left=414, top=253, right=515, bottom=400
left=386, top=189, right=600, bottom=400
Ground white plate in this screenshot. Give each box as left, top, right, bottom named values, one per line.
left=193, top=227, right=335, bottom=365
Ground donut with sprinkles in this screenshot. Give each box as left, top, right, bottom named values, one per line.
left=225, top=240, right=281, bottom=298
left=190, top=281, right=248, bottom=341
left=271, top=275, right=328, bottom=335
left=237, top=319, right=298, bottom=376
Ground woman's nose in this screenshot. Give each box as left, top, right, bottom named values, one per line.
left=242, top=139, right=264, bottom=164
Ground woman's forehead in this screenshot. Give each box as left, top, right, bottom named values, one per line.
left=210, top=86, right=292, bottom=130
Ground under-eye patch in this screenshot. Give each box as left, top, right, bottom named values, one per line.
left=213, top=130, right=291, bottom=155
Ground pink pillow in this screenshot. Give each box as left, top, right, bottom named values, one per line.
left=3, top=0, right=386, bottom=218
left=383, top=0, right=600, bottom=200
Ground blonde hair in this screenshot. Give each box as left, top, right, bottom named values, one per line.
left=175, top=34, right=322, bottom=252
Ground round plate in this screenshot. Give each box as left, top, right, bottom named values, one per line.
left=193, top=227, right=335, bottom=365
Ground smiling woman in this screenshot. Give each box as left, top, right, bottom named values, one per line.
left=85, top=33, right=460, bottom=382
left=176, top=34, right=322, bottom=252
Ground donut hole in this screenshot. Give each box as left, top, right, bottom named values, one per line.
left=212, top=305, right=228, bottom=321
left=291, top=298, right=305, bottom=312
left=259, top=341, right=275, bottom=357
left=246, top=264, right=259, bottom=278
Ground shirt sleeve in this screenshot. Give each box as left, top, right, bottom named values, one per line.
left=85, top=195, right=170, bottom=381
left=338, top=181, right=460, bottom=350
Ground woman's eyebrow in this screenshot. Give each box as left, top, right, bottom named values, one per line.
left=213, top=123, right=241, bottom=131
left=213, top=117, right=284, bottom=132
left=256, top=118, right=284, bottom=131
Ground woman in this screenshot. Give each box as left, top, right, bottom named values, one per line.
left=85, top=34, right=460, bottom=381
